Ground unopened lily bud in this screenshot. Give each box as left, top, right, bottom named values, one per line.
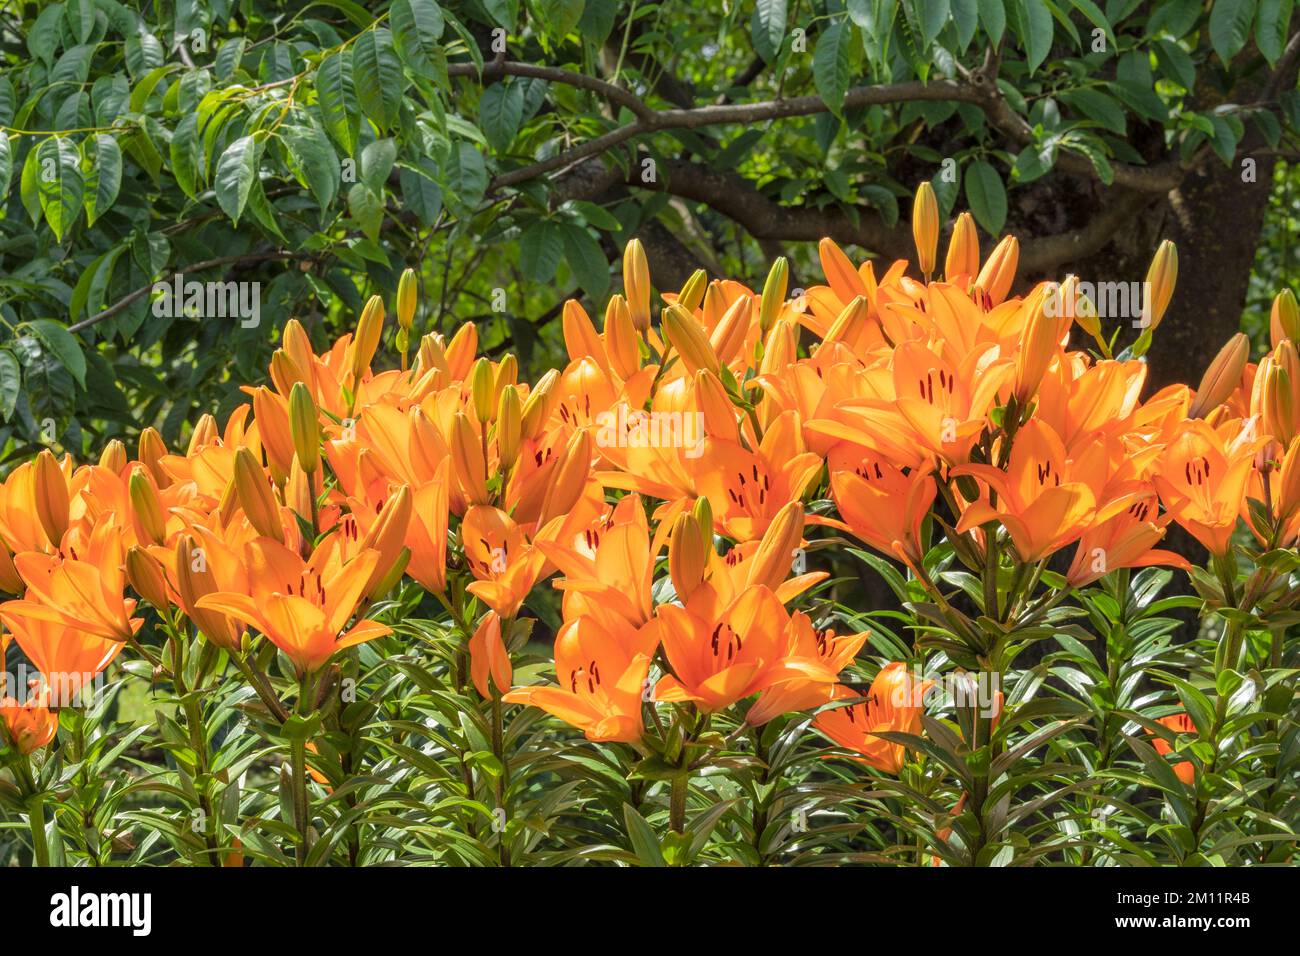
left=138, top=427, right=169, bottom=487
left=974, top=235, right=1019, bottom=307
left=701, top=282, right=726, bottom=329
left=1276, top=437, right=1300, bottom=524
left=175, top=533, right=240, bottom=649
left=416, top=332, right=449, bottom=378
left=1014, top=285, right=1059, bottom=403
left=623, top=238, right=651, bottom=332
left=129, top=468, right=166, bottom=545
left=233, top=447, right=284, bottom=543
left=496, top=386, right=522, bottom=466
left=1271, top=289, right=1300, bottom=348
left=562, top=300, right=604, bottom=362
left=451, top=413, right=489, bottom=505
left=695, top=369, right=739, bottom=440
left=285, top=457, right=315, bottom=523
left=677, top=269, right=708, bottom=313
left=1052, top=275, right=1098, bottom=340
left=1141, top=240, right=1177, bottom=332
left=471, top=358, right=496, bottom=424
left=759, top=257, right=789, bottom=334
left=351, top=294, right=386, bottom=380
left=361, top=485, right=413, bottom=593
left=664, top=304, right=720, bottom=376
left=269, top=350, right=303, bottom=396
left=495, top=353, right=518, bottom=395
left=912, top=181, right=939, bottom=277
left=668, top=512, right=707, bottom=600
left=187, top=414, right=218, bottom=455
left=99, top=439, right=127, bottom=474
left=945, top=212, right=979, bottom=281
left=760, top=320, right=797, bottom=374
left=822, top=295, right=869, bottom=348
left=748, top=500, right=804, bottom=590
left=445, top=323, right=478, bottom=381
left=289, top=382, right=320, bottom=474
left=709, top=295, right=752, bottom=366
left=604, top=297, right=640, bottom=380
left=692, top=495, right=713, bottom=537
left=819, top=238, right=867, bottom=301
left=282, top=319, right=315, bottom=378
left=32, top=450, right=69, bottom=548
left=126, top=546, right=169, bottom=608
left=521, top=369, right=559, bottom=440
left=396, top=268, right=418, bottom=331
left=1189, top=333, right=1249, bottom=419
left=539, top=428, right=591, bottom=526
left=1262, top=341, right=1300, bottom=446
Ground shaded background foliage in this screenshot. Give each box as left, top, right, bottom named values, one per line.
left=0, top=0, right=1298, bottom=465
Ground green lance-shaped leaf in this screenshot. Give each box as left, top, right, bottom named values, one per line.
left=751, top=0, right=788, bottom=62
left=316, top=50, right=359, bottom=155
left=27, top=319, right=87, bottom=388
left=0, top=135, right=10, bottom=200
left=1209, top=0, right=1258, bottom=65
left=0, top=350, right=20, bottom=422
left=170, top=113, right=202, bottom=199
left=391, top=0, right=446, bottom=72
left=284, top=122, right=340, bottom=211
left=964, top=159, right=1007, bottom=236
left=480, top=81, right=524, bottom=152
left=83, top=133, right=122, bottom=226
left=36, top=136, right=84, bottom=242
left=352, top=28, right=403, bottom=132
left=214, top=134, right=258, bottom=225
left=813, top=18, right=852, bottom=115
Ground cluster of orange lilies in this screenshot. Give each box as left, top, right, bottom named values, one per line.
left=2, top=183, right=1298, bottom=785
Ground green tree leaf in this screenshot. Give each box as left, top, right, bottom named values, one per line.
left=0, top=351, right=20, bottom=421
left=353, top=28, right=403, bottom=131
left=83, top=133, right=122, bottom=226
left=561, top=223, right=610, bottom=299
left=36, top=136, right=84, bottom=242
left=1209, top=0, right=1257, bottom=65
left=214, top=135, right=258, bottom=225
left=391, top=0, right=445, bottom=72
left=28, top=319, right=87, bottom=388
left=814, top=19, right=852, bottom=116
left=316, top=51, right=359, bottom=155
left=481, top=81, right=524, bottom=152
left=964, top=159, right=1007, bottom=234
left=751, top=0, right=788, bottom=62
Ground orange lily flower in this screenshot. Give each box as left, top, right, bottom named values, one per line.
left=0, top=691, right=59, bottom=754
left=461, top=506, right=548, bottom=620
left=745, top=614, right=867, bottom=725
left=503, top=614, right=654, bottom=743
left=954, top=419, right=1099, bottom=562
left=535, top=494, right=657, bottom=629
left=1151, top=418, right=1264, bottom=556
left=814, top=662, right=931, bottom=775
left=1066, top=493, right=1189, bottom=587
left=196, top=537, right=389, bottom=674
left=5, top=519, right=141, bottom=642
left=468, top=611, right=512, bottom=699
left=0, top=614, right=122, bottom=704
left=1149, top=712, right=1197, bottom=786
left=829, top=452, right=936, bottom=571
left=654, top=585, right=831, bottom=713
left=693, top=410, right=822, bottom=541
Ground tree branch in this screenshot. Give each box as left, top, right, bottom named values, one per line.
left=68, top=252, right=314, bottom=334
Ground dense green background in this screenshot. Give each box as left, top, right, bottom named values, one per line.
left=1, top=0, right=1298, bottom=467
